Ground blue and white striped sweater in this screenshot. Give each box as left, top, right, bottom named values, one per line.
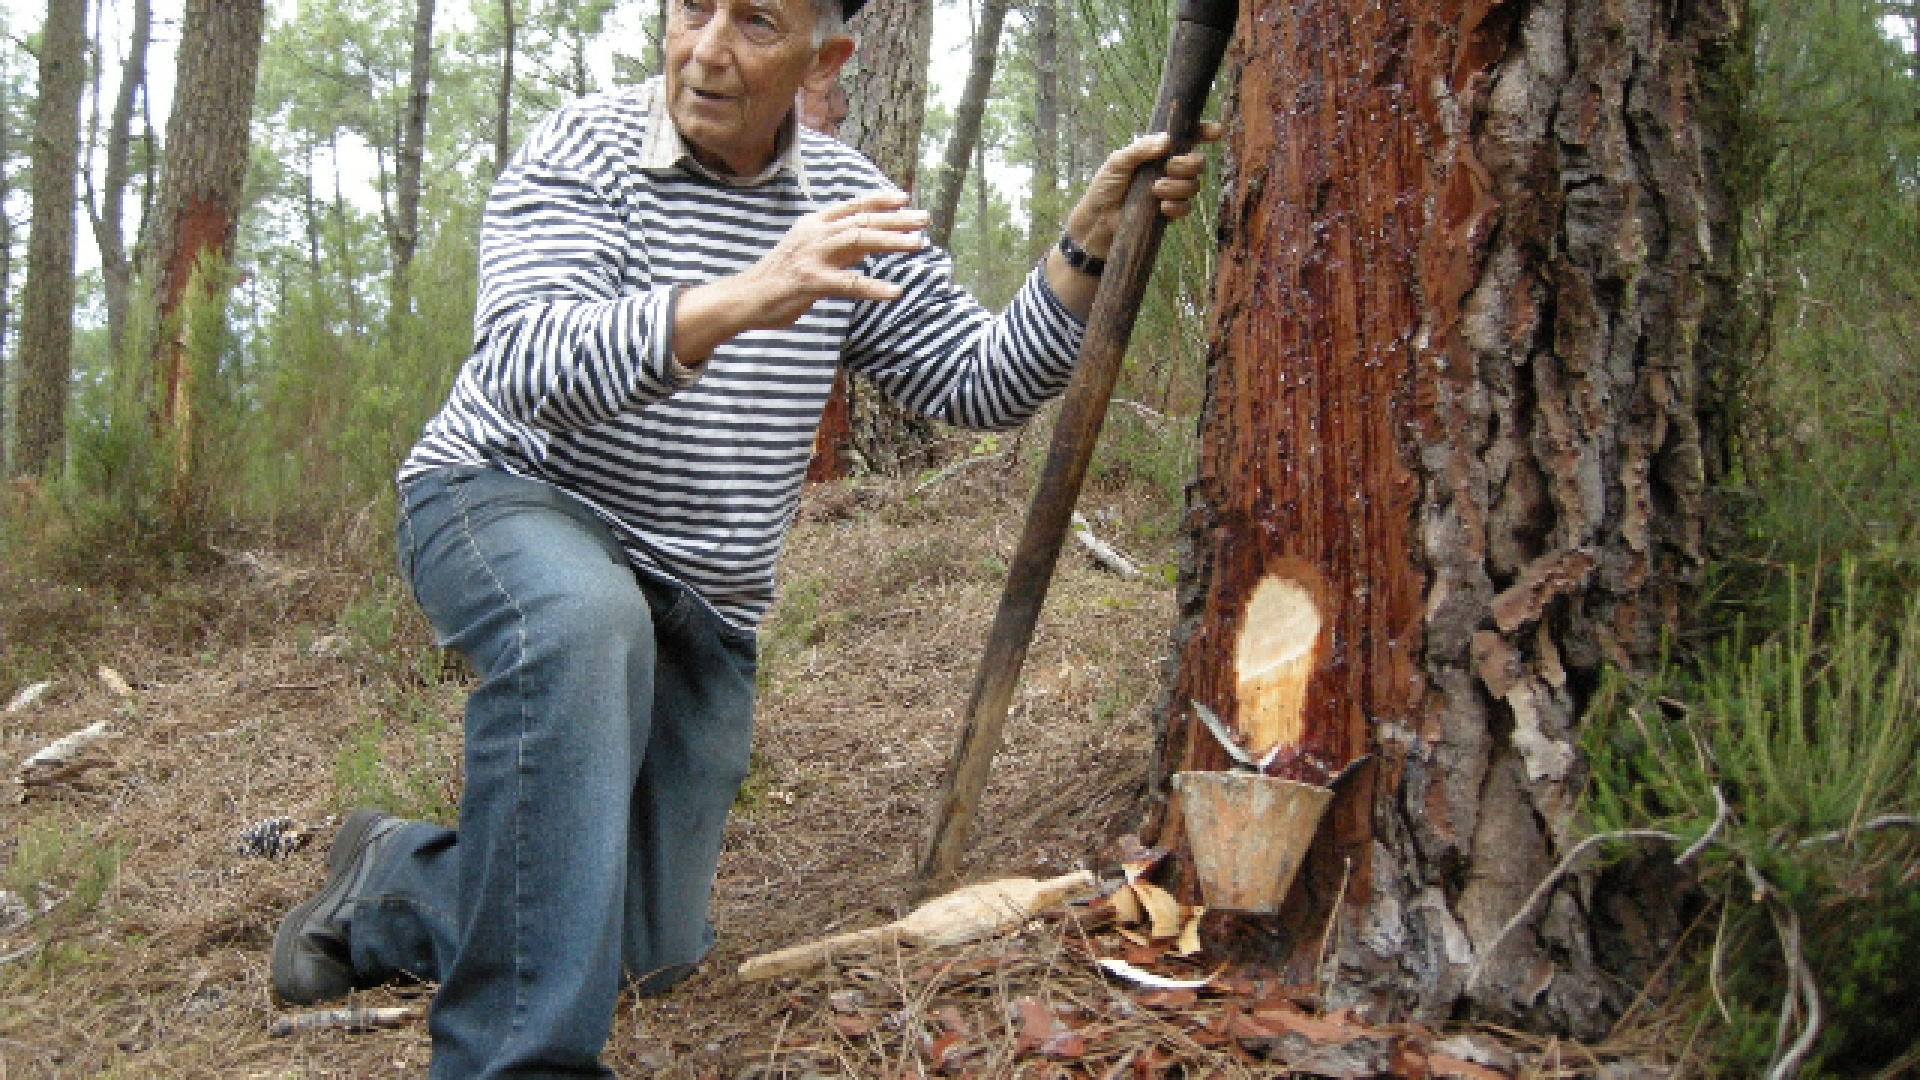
left=400, top=84, right=1085, bottom=628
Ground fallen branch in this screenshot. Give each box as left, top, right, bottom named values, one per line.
left=1071, top=513, right=1140, bottom=580
left=5, top=681, right=53, bottom=713
left=17, top=721, right=113, bottom=785
left=269, top=1006, right=418, bottom=1038
left=739, top=871, right=1094, bottom=981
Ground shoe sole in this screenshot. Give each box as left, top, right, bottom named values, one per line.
left=269, top=809, right=396, bottom=1005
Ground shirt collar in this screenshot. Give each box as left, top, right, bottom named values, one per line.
left=639, top=77, right=814, bottom=200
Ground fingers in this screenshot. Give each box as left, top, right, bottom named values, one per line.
left=821, top=190, right=913, bottom=221
left=829, top=267, right=903, bottom=302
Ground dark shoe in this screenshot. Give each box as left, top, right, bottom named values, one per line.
left=270, top=809, right=404, bottom=1006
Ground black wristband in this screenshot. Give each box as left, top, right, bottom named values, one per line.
left=1057, top=233, right=1106, bottom=277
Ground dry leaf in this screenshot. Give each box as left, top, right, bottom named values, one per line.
left=1173, top=905, right=1205, bottom=957
left=1392, top=1043, right=1434, bottom=1080
left=829, top=1014, right=873, bottom=1039
left=1136, top=987, right=1198, bottom=1009
left=936, top=1005, right=972, bottom=1038
left=1130, top=879, right=1183, bottom=940
left=1114, top=836, right=1167, bottom=879
left=1116, top=926, right=1150, bottom=948
left=927, top=1030, right=968, bottom=1071
left=98, top=666, right=133, bottom=699
left=1429, top=1054, right=1510, bottom=1080
left=1107, top=881, right=1145, bottom=926
left=1013, top=997, right=1053, bottom=1055
left=1255, top=1002, right=1367, bottom=1045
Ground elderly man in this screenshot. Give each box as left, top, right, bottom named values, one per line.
left=270, top=0, right=1214, bottom=1075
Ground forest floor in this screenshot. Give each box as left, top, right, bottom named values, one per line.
left=0, top=464, right=1670, bottom=1079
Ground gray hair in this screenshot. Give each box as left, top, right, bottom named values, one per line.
left=810, top=0, right=848, bottom=46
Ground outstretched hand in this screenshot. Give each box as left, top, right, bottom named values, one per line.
left=675, top=191, right=928, bottom=367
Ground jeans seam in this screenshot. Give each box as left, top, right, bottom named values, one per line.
left=451, top=475, right=534, bottom=1036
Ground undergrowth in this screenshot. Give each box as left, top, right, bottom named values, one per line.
left=1584, top=566, right=1920, bottom=1077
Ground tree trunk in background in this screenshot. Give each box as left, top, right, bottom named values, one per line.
left=1147, top=0, right=1737, bottom=1038
left=144, top=0, right=264, bottom=442
left=840, top=0, right=932, bottom=188
left=927, top=0, right=1008, bottom=251
left=390, top=0, right=437, bottom=318
left=813, top=0, right=936, bottom=479
left=88, top=0, right=149, bottom=360
left=13, top=0, right=88, bottom=478
left=1027, top=0, right=1058, bottom=256
left=0, top=64, right=14, bottom=476
left=494, top=0, right=516, bottom=177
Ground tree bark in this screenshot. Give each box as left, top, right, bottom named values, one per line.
left=1147, top=0, right=1737, bottom=1038
left=390, top=0, right=436, bottom=318
left=1028, top=0, right=1059, bottom=254
left=83, top=0, right=146, bottom=361
left=813, top=0, right=937, bottom=480
left=840, top=0, right=932, bottom=188
left=143, top=0, right=265, bottom=442
left=927, top=0, right=1009, bottom=251
left=494, top=0, right=516, bottom=177
left=13, top=0, right=89, bottom=478
left=0, top=58, right=15, bottom=476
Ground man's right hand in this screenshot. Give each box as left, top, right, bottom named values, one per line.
left=674, top=191, right=929, bottom=369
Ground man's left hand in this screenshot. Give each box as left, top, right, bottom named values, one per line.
left=1064, top=122, right=1226, bottom=261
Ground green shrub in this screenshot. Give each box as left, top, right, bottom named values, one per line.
left=1584, top=566, right=1920, bottom=1076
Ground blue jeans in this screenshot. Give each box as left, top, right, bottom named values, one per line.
left=351, top=465, right=758, bottom=1079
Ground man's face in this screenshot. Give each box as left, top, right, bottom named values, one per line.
left=664, top=0, right=852, bottom=175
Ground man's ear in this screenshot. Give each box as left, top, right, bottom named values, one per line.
left=804, top=35, right=855, bottom=93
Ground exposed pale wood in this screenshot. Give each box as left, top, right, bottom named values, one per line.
left=1072, top=513, right=1141, bottom=579
left=268, top=1006, right=417, bottom=1038
left=1233, top=576, right=1321, bottom=758
left=1148, top=0, right=1735, bottom=1036
left=737, top=871, right=1094, bottom=981
left=18, top=720, right=111, bottom=783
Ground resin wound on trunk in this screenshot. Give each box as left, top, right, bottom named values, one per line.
left=1234, top=575, right=1322, bottom=760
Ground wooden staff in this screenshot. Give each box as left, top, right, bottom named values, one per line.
left=916, top=0, right=1241, bottom=900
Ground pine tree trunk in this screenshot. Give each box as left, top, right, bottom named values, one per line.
left=1146, top=0, right=1737, bottom=1037
left=927, top=0, right=1009, bottom=251
left=494, top=0, right=516, bottom=178
left=88, top=0, right=147, bottom=360
left=0, top=63, right=14, bottom=477
left=840, top=0, right=932, bottom=188
left=1028, top=0, right=1059, bottom=255
left=816, top=0, right=937, bottom=479
left=143, top=0, right=265, bottom=441
left=12, top=0, right=88, bottom=478
left=390, top=0, right=436, bottom=319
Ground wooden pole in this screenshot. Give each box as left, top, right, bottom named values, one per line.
left=915, top=0, right=1240, bottom=900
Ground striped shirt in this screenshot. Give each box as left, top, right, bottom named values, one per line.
left=399, top=80, right=1086, bottom=629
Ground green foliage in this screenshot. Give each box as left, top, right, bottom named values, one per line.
left=5, top=818, right=124, bottom=922
left=1584, top=567, right=1920, bottom=1075
left=758, top=571, right=834, bottom=694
